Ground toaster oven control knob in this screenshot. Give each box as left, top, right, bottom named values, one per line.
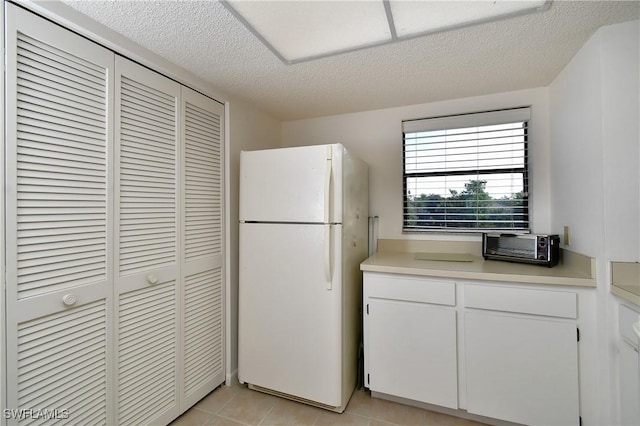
left=538, top=237, right=547, bottom=248
left=538, top=253, right=547, bottom=260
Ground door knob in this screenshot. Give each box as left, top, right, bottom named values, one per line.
left=62, top=294, right=77, bottom=306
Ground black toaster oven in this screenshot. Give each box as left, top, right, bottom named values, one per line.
left=482, top=233, right=560, bottom=267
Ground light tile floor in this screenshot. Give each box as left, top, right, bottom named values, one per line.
left=170, top=381, right=487, bottom=426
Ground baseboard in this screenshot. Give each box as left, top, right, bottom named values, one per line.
left=371, top=391, right=519, bottom=426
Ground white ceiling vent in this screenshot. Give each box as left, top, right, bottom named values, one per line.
left=221, top=0, right=551, bottom=64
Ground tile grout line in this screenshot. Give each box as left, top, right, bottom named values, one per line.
left=309, top=410, right=321, bottom=426
left=200, top=385, right=247, bottom=424
left=204, top=386, right=242, bottom=415
left=256, top=401, right=277, bottom=426
left=216, top=412, right=254, bottom=426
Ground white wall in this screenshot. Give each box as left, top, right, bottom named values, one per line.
left=549, top=34, right=605, bottom=257
left=599, top=20, right=640, bottom=425
left=282, top=88, right=551, bottom=241
left=549, top=19, right=640, bottom=426
left=550, top=20, right=640, bottom=261
left=549, top=25, right=606, bottom=419
left=600, top=21, right=640, bottom=262
left=226, top=97, right=281, bottom=380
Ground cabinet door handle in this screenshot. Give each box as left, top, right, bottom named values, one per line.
left=147, top=274, right=159, bottom=285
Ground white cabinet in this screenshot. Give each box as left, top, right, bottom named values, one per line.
left=619, top=304, right=640, bottom=426
left=464, top=285, right=580, bottom=426
left=465, top=312, right=579, bottom=425
left=620, top=343, right=640, bottom=425
left=3, top=4, right=225, bottom=424
left=363, top=274, right=458, bottom=409
left=368, top=299, right=457, bottom=408
left=363, top=272, right=582, bottom=425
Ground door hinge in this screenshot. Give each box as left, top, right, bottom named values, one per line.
left=577, top=328, right=580, bottom=342
left=366, top=304, right=369, bottom=315
left=367, top=373, right=370, bottom=385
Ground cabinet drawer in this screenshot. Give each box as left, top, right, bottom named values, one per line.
left=619, top=304, right=640, bottom=348
left=464, top=284, right=577, bottom=319
left=365, top=273, right=455, bottom=306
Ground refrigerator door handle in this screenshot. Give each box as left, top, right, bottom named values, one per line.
left=324, top=146, right=332, bottom=224
left=324, top=224, right=332, bottom=290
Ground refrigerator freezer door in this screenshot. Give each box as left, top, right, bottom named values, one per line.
left=239, top=222, right=343, bottom=407
left=240, top=144, right=343, bottom=223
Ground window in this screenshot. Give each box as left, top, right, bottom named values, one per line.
left=403, top=107, right=530, bottom=232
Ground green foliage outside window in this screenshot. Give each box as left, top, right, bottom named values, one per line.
left=404, top=179, right=527, bottom=230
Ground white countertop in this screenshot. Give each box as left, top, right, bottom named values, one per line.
left=611, top=262, right=640, bottom=305
left=361, top=250, right=596, bottom=287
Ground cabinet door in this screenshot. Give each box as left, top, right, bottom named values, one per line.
left=620, top=340, right=640, bottom=426
left=180, top=87, right=225, bottom=409
left=465, top=311, right=579, bottom=425
left=4, top=5, right=114, bottom=424
left=114, top=56, right=181, bottom=426
left=367, top=299, right=458, bottom=409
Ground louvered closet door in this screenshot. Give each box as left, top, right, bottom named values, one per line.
left=4, top=5, right=114, bottom=425
left=180, top=87, right=225, bottom=410
left=114, top=57, right=180, bottom=426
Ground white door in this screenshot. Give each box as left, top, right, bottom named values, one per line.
left=619, top=305, right=640, bottom=426
left=368, top=299, right=458, bottom=409
left=180, top=87, right=225, bottom=409
left=238, top=222, right=342, bottom=407
left=465, top=311, right=580, bottom=425
left=4, top=5, right=114, bottom=424
left=114, top=56, right=180, bottom=425
left=620, top=340, right=640, bottom=425
left=239, top=144, right=342, bottom=223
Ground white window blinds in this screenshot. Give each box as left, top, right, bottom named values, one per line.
left=403, top=107, right=530, bottom=232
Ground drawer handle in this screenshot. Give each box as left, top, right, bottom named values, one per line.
left=147, top=274, right=159, bottom=285
left=62, top=294, right=77, bottom=306
left=633, top=321, right=640, bottom=339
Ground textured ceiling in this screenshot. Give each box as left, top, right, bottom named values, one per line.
left=62, top=0, right=640, bottom=121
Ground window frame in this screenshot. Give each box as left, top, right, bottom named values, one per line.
left=402, top=108, right=531, bottom=233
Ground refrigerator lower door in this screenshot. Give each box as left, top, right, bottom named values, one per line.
left=239, top=222, right=343, bottom=408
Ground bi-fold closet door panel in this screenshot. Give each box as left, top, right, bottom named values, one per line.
left=180, top=88, right=225, bottom=408
left=114, top=56, right=181, bottom=426
left=4, top=4, right=115, bottom=424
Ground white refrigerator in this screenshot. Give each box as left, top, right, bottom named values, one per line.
left=238, top=143, right=368, bottom=413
